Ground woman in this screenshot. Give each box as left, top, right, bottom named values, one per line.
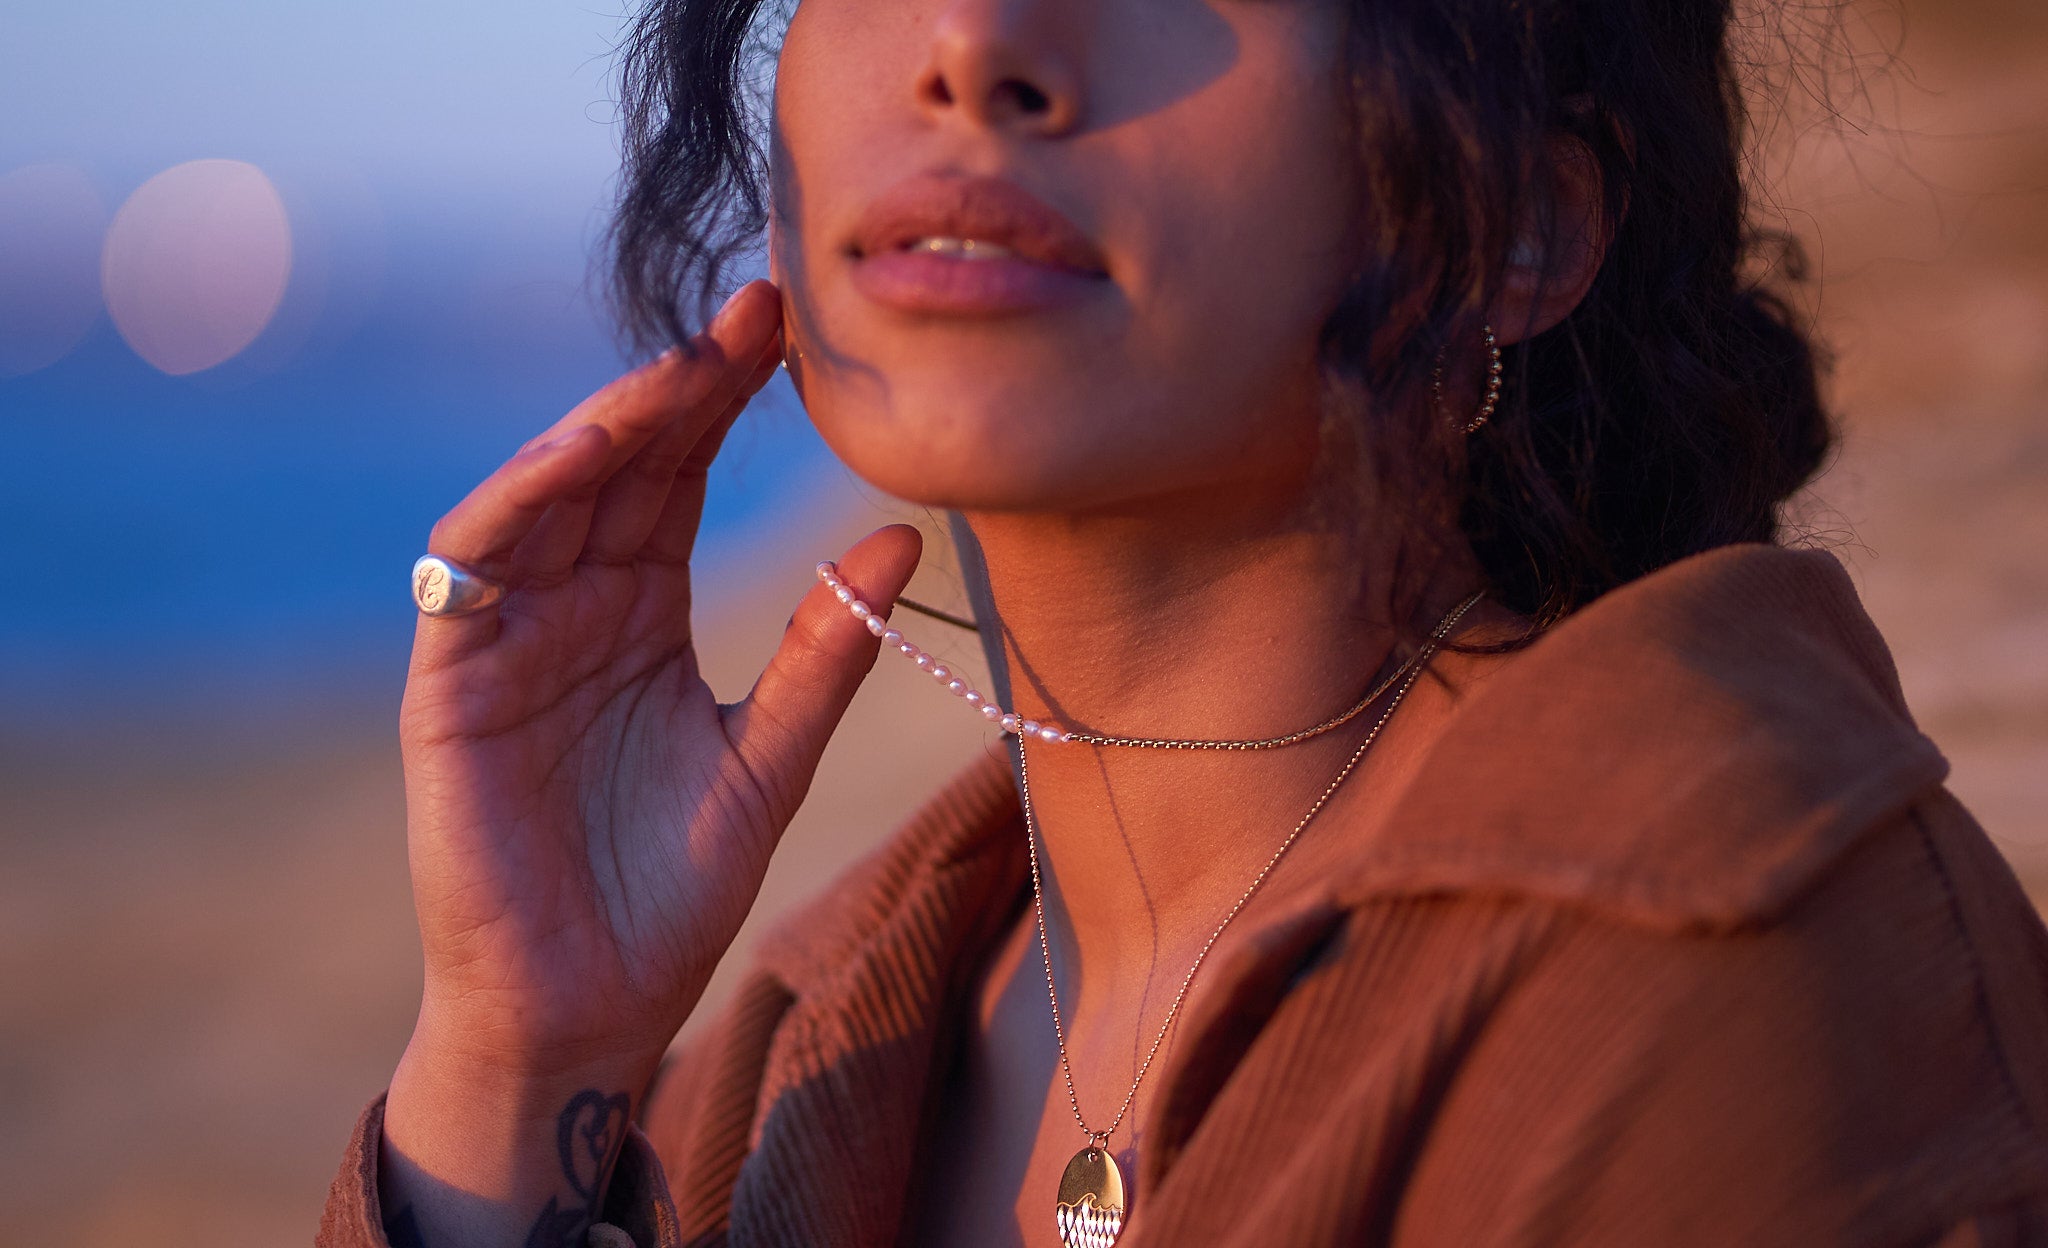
left=323, top=0, right=2048, bottom=1244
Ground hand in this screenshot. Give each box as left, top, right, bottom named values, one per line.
left=379, top=280, right=921, bottom=1242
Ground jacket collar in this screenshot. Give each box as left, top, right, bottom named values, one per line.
left=1332, top=541, right=1949, bottom=933
left=752, top=746, right=1026, bottom=1002
left=758, top=541, right=1949, bottom=997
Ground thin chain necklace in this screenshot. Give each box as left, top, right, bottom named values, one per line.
left=812, top=562, right=1483, bottom=1247
left=816, top=560, right=1457, bottom=753
left=1059, top=652, right=1417, bottom=751
left=1014, top=591, right=1481, bottom=1247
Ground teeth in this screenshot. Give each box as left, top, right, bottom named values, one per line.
left=906, top=236, right=1018, bottom=260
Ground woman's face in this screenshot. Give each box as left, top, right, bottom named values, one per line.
left=769, top=0, right=1361, bottom=517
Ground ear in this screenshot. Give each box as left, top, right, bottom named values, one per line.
left=766, top=218, right=804, bottom=384
left=767, top=215, right=787, bottom=290
left=1491, top=129, right=1620, bottom=346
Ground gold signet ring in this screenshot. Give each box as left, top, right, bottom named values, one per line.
left=412, top=555, right=506, bottom=618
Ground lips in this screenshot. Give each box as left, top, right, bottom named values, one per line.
left=847, top=173, right=1109, bottom=276
left=844, top=173, right=1112, bottom=316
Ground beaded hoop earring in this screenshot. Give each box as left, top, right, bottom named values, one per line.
left=1432, top=325, right=1503, bottom=435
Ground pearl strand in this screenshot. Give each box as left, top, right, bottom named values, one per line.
left=817, top=561, right=1072, bottom=745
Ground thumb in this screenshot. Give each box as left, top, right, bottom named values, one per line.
left=725, top=523, right=925, bottom=824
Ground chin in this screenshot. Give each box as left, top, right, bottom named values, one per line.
left=810, top=393, right=1110, bottom=513
left=795, top=350, right=1320, bottom=516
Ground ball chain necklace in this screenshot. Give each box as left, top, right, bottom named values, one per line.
left=817, top=562, right=1483, bottom=1247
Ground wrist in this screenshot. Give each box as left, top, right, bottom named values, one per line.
left=405, top=986, right=680, bottom=1083
left=379, top=1034, right=663, bottom=1247
left=390, top=1011, right=665, bottom=1129
left=389, top=1008, right=663, bottom=1147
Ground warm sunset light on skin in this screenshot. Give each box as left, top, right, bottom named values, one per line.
left=4, top=1, right=2045, bottom=1242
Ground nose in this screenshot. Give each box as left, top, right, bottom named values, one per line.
left=914, top=0, right=1084, bottom=137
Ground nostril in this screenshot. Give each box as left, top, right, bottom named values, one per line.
left=1001, top=79, right=1050, bottom=114
left=916, top=60, right=1066, bottom=128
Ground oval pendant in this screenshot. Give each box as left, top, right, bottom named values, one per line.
left=1055, top=1144, right=1127, bottom=1248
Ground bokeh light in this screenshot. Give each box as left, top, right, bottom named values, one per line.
left=0, top=162, right=109, bottom=377
left=100, top=158, right=293, bottom=375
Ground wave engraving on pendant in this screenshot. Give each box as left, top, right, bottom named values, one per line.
left=1056, top=1146, right=1126, bottom=1248
left=1056, top=1193, right=1124, bottom=1248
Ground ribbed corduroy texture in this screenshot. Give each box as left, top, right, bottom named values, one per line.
left=322, top=543, right=2048, bottom=1246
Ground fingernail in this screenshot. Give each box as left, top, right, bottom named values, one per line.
left=534, top=426, right=588, bottom=453
left=709, top=285, right=747, bottom=335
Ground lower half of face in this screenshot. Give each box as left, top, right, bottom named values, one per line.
left=770, top=0, right=1361, bottom=523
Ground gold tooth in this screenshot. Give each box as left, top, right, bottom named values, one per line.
left=911, top=236, right=1018, bottom=257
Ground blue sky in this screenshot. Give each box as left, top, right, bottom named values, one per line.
left=1, top=1, right=630, bottom=195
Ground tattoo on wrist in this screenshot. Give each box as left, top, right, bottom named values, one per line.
left=381, top=1088, right=633, bottom=1248
left=526, top=1089, right=634, bottom=1248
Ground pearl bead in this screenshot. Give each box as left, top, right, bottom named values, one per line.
left=809, top=556, right=1096, bottom=741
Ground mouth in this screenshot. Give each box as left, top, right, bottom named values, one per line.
left=887, top=236, right=1034, bottom=261
left=845, top=173, right=1111, bottom=316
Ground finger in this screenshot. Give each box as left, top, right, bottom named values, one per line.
left=424, top=425, right=613, bottom=574
left=428, top=282, right=777, bottom=565
left=724, top=525, right=925, bottom=825
left=501, top=472, right=604, bottom=590
left=641, top=327, right=788, bottom=568
left=522, top=326, right=777, bottom=584
left=687, top=323, right=787, bottom=478
left=410, top=435, right=607, bottom=666
left=526, top=280, right=771, bottom=461
left=582, top=315, right=784, bottom=567
left=603, top=335, right=787, bottom=638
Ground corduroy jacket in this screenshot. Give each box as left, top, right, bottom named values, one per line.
left=322, top=542, right=2048, bottom=1246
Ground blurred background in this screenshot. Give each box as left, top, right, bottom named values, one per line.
left=1, top=0, right=2042, bottom=1241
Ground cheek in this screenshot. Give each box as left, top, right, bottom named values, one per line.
left=1112, top=85, right=1359, bottom=461
left=769, top=3, right=906, bottom=376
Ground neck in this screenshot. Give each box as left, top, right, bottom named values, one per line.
left=958, top=487, right=1482, bottom=1024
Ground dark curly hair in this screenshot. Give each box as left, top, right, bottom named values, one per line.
left=607, top=0, right=1837, bottom=651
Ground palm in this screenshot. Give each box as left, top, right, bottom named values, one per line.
left=407, top=574, right=734, bottom=1037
